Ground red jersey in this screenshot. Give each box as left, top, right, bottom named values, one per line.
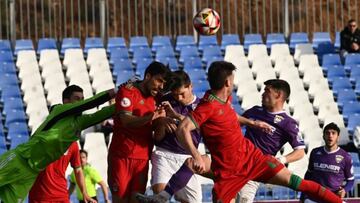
left=109, top=84, right=156, bottom=160
left=29, top=142, right=81, bottom=202
left=190, top=91, right=264, bottom=173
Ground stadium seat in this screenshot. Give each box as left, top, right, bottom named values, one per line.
left=289, top=32, right=309, bottom=52
left=312, top=32, right=332, bottom=50
left=349, top=65, right=360, bottom=83
left=334, top=31, right=341, bottom=50
left=9, top=134, right=28, bottom=149
left=316, top=42, right=335, bottom=62
left=342, top=101, right=360, bottom=120
left=60, top=38, right=81, bottom=55
left=192, top=80, right=209, bottom=94
left=247, top=44, right=268, bottom=64
left=155, top=57, right=178, bottom=71
left=198, top=35, right=218, bottom=52
left=2, top=97, right=24, bottom=115
left=224, top=45, right=245, bottom=61
left=14, top=39, right=34, bottom=56
left=326, top=65, right=347, bottom=83
left=115, top=70, right=135, bottom=86
left=347, top=114, right=360, bottom=135
left=0, top=62, right=16, bottom=74
left=152, top=35, right=172, bottom=52
left=205, top=57, right=224, bottom=72
left=129, top=36, right=149, bottom=52
left=37, top=38, right=57, bottom=54
left=202, top=45, right=222, bottom=63
left=109, top=47, right=129, bottom=65
left=336, top=89, right=357, bottom=110
left=39, top=49, right=61, bottom=68
left=0, top=50, right=14, bottom=63
left=270, top=44, right=291, bottom=64
left=244, top=34, right=263, bottom=52
left=0, top=40, right=12, bottom=52
left=155, top=46, right=175, bottom=58
left=330, top=77, right=352, bottom=95
left=135, top=58, right=153, bottom=74
left=266, top=33, right=286, bottom=49
left=4, top=109, right=27, bottom=127
left=186, top=68, right=207, bottom=82
left=322, top=53, right=341, bottom=67
left=294, top=43, right=314, bottom=64
left=183, top=57, right=203, bottom=71
left=175, top=35, right=196, bottom=52
left=345, top=53, right=360, bottom=66
left=132, top=47, right=153, bottom=64
left=112, top=58, right=133, bottom=74
left=0, top=73, right=19, bottom=90
left=221, top=34, right=240, bottom=51
left=107, top=37, right=127, bottom=54
left=179, top=46, right=199, bottom=63
left=84, top=37, right=104, bottom=54
left=7, top=122, right=29, bottom=135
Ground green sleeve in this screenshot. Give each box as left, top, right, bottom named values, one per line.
left=35, top=91, right=112, bottom=133
left=70, top=171, right=76, bottom=183
left=76, top=105, right=115, bottom=130
left=90, top=167, right=103, bottom=183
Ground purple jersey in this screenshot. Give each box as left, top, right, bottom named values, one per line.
left=243, top=106, right=305, bottom=156
left=305, top=147, right=354, bottom=193
left=155, top=94, right=201, bottom=154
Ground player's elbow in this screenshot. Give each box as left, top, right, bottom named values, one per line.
left=294, top=149, right=305, bottom=160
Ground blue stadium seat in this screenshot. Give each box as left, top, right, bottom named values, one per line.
left=2, top=97, right=24, bottom=115
left=115, top=70, right=135, bottom=86
left=1, top=85, right=22, bottom=100
left=129, top=36, right=149, bottom=53
left=334, top=32, right=341, bottom=50
left=347, top=114, right=360, bottom=135
left=312, top=32, right=332, bottom=50
left=84, top=37, right=104, bottom=54
left=342, top=101, right=360, bottom=120
left=354, top=82, right=360, bottom=96
left=192, top=80, right=209, bottom=93
left=7, top=122, right=29, bottom=136
left=272, top=186, right=289, bottom=200
left=132, top=47, right=153, bottom=64
left=0, top=51, right=14, bottom=63
left=336, top=89, right=357, bottom=110
left=322, top=53, right=341, bottom=67
left=60, top=38, right=81, bottom=55
left=14, top=39, right=34, bottom=56
left=205, top=57, right=224, bottom=72
left=326, top=65, right=346, bottom=83
left=183, top=57, right=203, bottom=71
left=266, top=33, right=286, bottom=49
left=349, top=64, right=360, bottom=83
left=37, top=38, right=57, bottom=54
left=221, top=34, right=240, bottom=51
left=176, top=35, right=196, bottom=52
left=0, top=40, right=12, bottom=52
left=202, top=45, right=222, bottom=63
left=155, top=57, right=178, bottom=71
left=186, top=68, right=207, bottom=82
left=135, top=58, right=153, bottom=75
left=0, top=74, right=19, bottom=90
left=107, top=37, right=127, bottom=54
left=179, top=46, right=199, bottom=63
left=109, top=47, right=129, bottom=65
left=244, top=34, right=263, bottom=52
left=198, top=35, right=218, bottom=52
left=112, top=58, right=133, bottom=74
left=155, top=46, right=175, bottom=58
left=201, top=184, right=213, bottom=203
left=0, top=62, right=16, bottom=74
left=345, top=53, right=360, bottom=66
left=289, top=32, right=309, bottom=51
left=330, top=77, right=352, bottom=95
left=9, top=133, right=28, bottom=149
left=0, top=135, right=7, bottom=155
left=4, top=109, right=27, bottom=127
left=317, top=42, right=335, bottom=62
left=255, top=184, right=268, bottom=200
left=152, top=35, right=172, bottom=52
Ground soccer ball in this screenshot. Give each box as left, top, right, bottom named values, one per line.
left=193, top=8, right=221, bottom=35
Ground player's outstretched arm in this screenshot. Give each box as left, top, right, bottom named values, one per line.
left=280, top=148, right=305, bottom=164
left=77, top=105, right=115, bottom=130
left=118, top=106, right=165, bottom=128
left=237, top=114, right=273, bottom=133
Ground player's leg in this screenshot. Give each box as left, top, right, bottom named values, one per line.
left=236, top=180, right=260, bottom=203
left=130, top=159, right=149, bottom=203
left=266, top=167, right=343, bottom=203
left=108, top=157, right=132, bottom=203
left=150, top=150, right=172, bottom=194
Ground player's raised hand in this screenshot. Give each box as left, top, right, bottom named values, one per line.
left=254, top=120, right=273, bottom=134
left=193, top=155, right=206, bottom=174
left=161, top=101, right=180, bottom=119
left=336, top=187, right=346, bottom=198
left=152, top=105, right=166, bottom=120
left=83, top=194, right=98, bottom=203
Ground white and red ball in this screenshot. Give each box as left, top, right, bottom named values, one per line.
left=193, top=8, right=221, bottom=35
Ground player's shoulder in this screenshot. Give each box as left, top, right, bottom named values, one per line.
left=310, top=146, right=323, bottom=155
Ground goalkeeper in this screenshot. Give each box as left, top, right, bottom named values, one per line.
left=0, top=88, right=116, bottom=203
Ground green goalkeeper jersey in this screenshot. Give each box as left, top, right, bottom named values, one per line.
left=15, top=90, right=115, bottom=172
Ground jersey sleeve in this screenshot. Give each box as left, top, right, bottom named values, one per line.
left=70, top=171, right=76, bottom=183
left=345, top=153, right=355, bottom=181
left=90, top=167, right=103, bottom=183
left=189, top=100, right=214, bottom=129
left=70, top=143, right=81, bottom=169
left=286, top=119, right=305, bottom=150
left=116, top=87, right=136, bottom=115
left=77, top=105, right=115, bottom=130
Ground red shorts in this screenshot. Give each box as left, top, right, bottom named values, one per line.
left=213, top=155, right=284, bottom=203
left=108, top=156, right=149, bottom=198
left=29, top=200, right=69, bottom=203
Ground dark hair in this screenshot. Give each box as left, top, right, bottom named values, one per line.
left=323, top=122, right=340, bottom=135
left=168, top=70, right=191, bottom=91
left=348, top=19, right=356, bottom=24
left=264, top=79, right=291, bottom=100
left=207, top=61, right=236, bottom=90
left=144, top=61, right=171, bottom=80
left=62, top=85, right=83, bottom=101
left=80, top=149, right=88, bottom=157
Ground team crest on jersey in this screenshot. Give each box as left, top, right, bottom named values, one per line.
left=335, top=155, right=344, bottom=163
left=139, top=99, right=145, bottom=105
left=274, top=115, right=284, bottom=123
left=121, top=97, right=131, bottom=107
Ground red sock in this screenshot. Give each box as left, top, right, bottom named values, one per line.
left=298, top=179, right=342, bottom=203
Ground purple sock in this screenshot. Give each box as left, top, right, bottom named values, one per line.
left=164, top=163, right=194, bottom=196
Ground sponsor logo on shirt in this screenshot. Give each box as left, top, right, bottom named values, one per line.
left=314, top=162, right=340, bottom=173
left=121, top=97, right=131, bottom=107
left=335, top=155, right=344, bottom=163
left=274, top=115, right=284, bottom=123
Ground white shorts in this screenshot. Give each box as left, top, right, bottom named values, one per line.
left=151, top=147, right=202, bottom=203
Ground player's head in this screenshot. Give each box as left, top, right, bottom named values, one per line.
left=80, top=149, right=88, bottom=166
left=348, top=19, right=357, bottom=33
left=143, top=61, right=171, bottom=97
left=168, top=70, right=194, bottom=105
left=207, top=61, right=236, bottom=95
left=323, top=122, right=340, bottom=149
left=262, top=79, right=290, bottom=110
left=62, top=85, right=84, bottom=104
